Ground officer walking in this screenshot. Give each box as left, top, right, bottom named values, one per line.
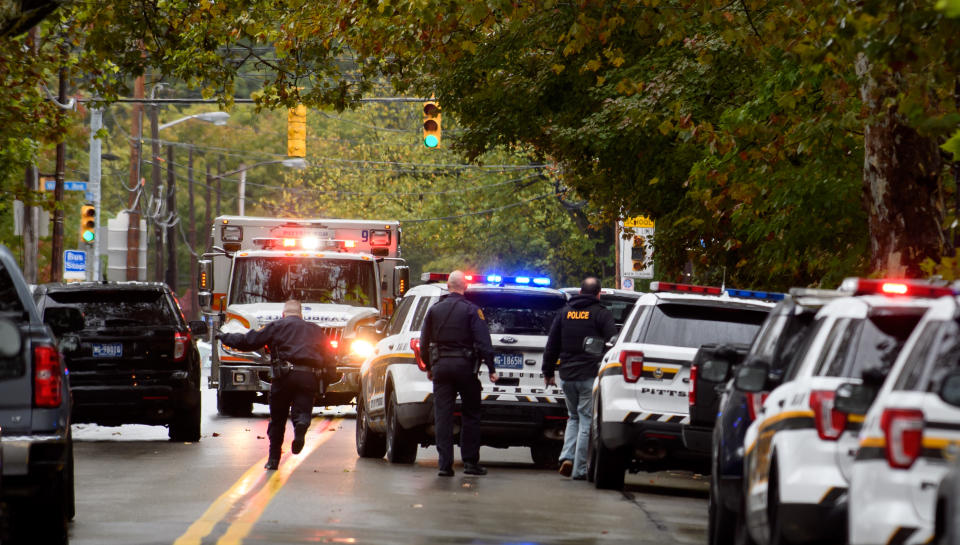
left=542, top=277, right=617, bottom=480
left=420, top=270, right=499, bottom=477
left=217, top=300, right=331, bottom=470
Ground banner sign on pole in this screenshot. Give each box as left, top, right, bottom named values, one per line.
left=620, top=215, right=655, bottom=280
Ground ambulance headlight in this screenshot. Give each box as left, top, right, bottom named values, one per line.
left=301, top=237, right=320, bottom=250
left=349, top=339, right=375, bottom=359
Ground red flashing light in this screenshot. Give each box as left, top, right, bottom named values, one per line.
left=330, top=339, right=339, bottom=350
left=881, top=408, right=924, bottom=469
left=282, top=238, right=297, bottom=247
left=619, top=350, right=644, bottom=383
left=843, top=278, right=954, bottom=298
left=809, top=390, right=846, bottom=441
left=34, top=345, right=62, bottom=408
left=650, top=281, right=723, bottom=295
left=344, top=240, right=357, bottom=248
left=464, top=275, right=474, bottom=282
left=421, top=272, right=449, bottom=283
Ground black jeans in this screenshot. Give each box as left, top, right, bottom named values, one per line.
left=433, top=358, right=482, bottom=471
left=267, top=369, right=317, bottom=459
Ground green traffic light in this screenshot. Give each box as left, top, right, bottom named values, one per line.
left=82, top=230, right=94, bottom=243
left=424, top=135, right=439, bottom=148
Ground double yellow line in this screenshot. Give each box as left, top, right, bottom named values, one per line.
left=173, top=417, right=338, bottom=545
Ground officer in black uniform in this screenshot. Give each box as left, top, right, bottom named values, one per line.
left=420, top=270, right=498, bottom=477
left=217, top=300, right=332, bottom=470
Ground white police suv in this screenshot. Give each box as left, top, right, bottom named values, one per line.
left=355, top=273, right=569, bottom=466
left=588, top=282, right=776, bottom=489
left=738, top=278, right=950, bottom=545
left=842, top=290, right=960, bottom=545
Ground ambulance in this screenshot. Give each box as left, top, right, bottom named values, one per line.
left=196, top=215, right=409, bottom=416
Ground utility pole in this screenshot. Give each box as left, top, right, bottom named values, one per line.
left=88, top=106, right=103, bottom=281
left=50, top=64, right=67, bottom=282
left=238, top=164, right=246, bottom=215
left=216, top=155, right=222, bottom=217
left=165, top=145, right=177, bottom=291
left=205, top=163, right=212, bottom=230
left=150, top=101, right=163, bottom=282
left=126, top=75, right=144, bottom=281
left=188, top=147, right=197, bottom=318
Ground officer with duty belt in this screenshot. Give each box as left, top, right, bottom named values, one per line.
left=217, top=300, right=332, bottom=470
left=420, top=270, right=498, bottom=477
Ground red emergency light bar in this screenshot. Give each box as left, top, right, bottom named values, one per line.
left=840, top=278, right=954, bottom=298
left=421, top=272, right=479, bottom=283
left=649, top=281, right=723, bottom=295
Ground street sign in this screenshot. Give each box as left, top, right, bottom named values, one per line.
left=64, top=250, right=86, bottom=280
left=42, top=180, right=88, bottom=192
left=620, top=215, right=655, bottom=280
left=622, top=277, right=635, bottom=291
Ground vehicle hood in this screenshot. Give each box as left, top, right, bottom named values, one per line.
left=222, top=302, right=373, bottom=332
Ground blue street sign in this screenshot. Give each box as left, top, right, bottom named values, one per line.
left=44, top=180, right=88, bottom=192
left=64, top=250, right=86, bottom=273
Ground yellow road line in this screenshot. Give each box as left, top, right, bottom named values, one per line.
left=173, top=418, right=336, bottom=545
left=216, top=419, right=338, bottom=545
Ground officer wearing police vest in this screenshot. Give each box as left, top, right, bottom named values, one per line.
left=542, top=277, right=617, bottom=480
left=217, top=300, right=332, bottom=470
left=420, top=270, right=498, bottom=477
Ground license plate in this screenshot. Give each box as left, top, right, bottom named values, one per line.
left=92, top=343, right=123, bottom=358
left=494, top=353, right=523, bottom=370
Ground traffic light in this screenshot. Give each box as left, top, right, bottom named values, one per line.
left=80, top=204, right=96, bottom=244
left=422, top=100, right=441, bottom=148
left=287, top=104, right=307, bottom=158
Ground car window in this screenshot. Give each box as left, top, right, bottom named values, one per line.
left=599, top=295, right=639, bottom=331
left=465, top=292, right=565, bottom=335
left=410, top=296, right=437, bottom=332
left=749, top=314, right=787, bottom=360
left=45, top=290, right=177, bottom=329
left=820, top=311, right=924, bottom=379
left=914, top=320, right=960, bottom=393
left=0, top=261, right=25, bottom=315
left=816, top=318, right=855, bottom=376
left=894, top=321, right=944, bottom=391
left=783, top=318, right=828, bottom=382
left=635, top=303, right=768, bottom=349
left=387, top=296, right=415, bottom=336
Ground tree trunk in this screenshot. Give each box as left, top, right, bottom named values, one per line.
left=857, top=55, right=943, bottom=277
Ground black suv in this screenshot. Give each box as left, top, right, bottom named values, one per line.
left=0, top=245, right=74, bottom=544
left=33, top=282, right=207, bottom=442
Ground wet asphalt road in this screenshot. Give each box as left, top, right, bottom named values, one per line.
left=68, top=374, right=708, bottom=545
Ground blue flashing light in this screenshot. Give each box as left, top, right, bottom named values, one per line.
left=515, top=276, right=531, bottom=284
left=726, top=288, right=786, bottom=301
left=486, top=275, right=503, bottom=283
left=532, top=277, right=551, bottom=286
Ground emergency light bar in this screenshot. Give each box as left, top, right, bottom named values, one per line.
left=420, top=272, right=551, bottom=286
left=253, top=237, right=360, bottom=252
left=725, top=288, right=786, bottom=301
left=650, top=281, right=723, bottom=295
left=839, top=278, right=955, bottom=298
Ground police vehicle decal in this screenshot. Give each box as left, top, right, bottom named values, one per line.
left=744, top=410, right=816, bottom=456
left=482, top=394, right=560, bottom=404
left=623, top=411, right=689, bottom=424
left=599, top=362, right=622, bottom=378
left=885, top=527, right=920, bottom=545
left=856, top=435, right=960, bottom=462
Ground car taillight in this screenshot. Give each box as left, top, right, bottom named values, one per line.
left=689, top=364, right=698, bottom=407
left=34, top=345, right=62, bottom=408
left=619, top=350, right=644, bottom=383
left=411, top=338, right=426, bottom=372
left=881, top=408, right=924, bottom=469
left=809, top=390, right=846, bottom=441
left=174, top=331, right=190, bottom=362
left=745, top=392, right=767, bottom=421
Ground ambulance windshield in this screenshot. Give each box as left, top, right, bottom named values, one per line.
left=229, top=257, right=377, bottom=308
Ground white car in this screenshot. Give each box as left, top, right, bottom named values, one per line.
left=738, top=278, right=950, bottom=545
left=355, top=273, right=569, bottom=466
left=841, top=291, right=960, bottom=545
left=588, top=281, right=776, bottom=490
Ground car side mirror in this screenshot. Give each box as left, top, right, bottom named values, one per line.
left=189, top=320, right=209, bottom=337
left=43, top=306, right=86, bottom=337
left=393, top=266, right=410, bottom=298
left=700, top=359, right=732, bottom=383
left=606, top=335, right=618, bottom=349
left=735, top=360, right=771, bottom=393
left=374, top=318, right=389, bottom=335
left=834, top=382, right=874, bottom=415
left=939, top=372, right=960, bottom=408
left=0, top=319, right=22, bottom=358
left=197, top=259, right=213, bottom=314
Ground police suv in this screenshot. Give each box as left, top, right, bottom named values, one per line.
left=738, top=278, right=949, bottom=545
left=841, top=291, right=960, bottom=545
left=355, top=273, right=568, bottom=466
left=589, top=282, right=775, bottom=490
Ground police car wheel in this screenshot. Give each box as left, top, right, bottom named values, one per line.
left=355, top=394, right=386, bottom=458
left=530, top=441, right=562, bottom=469
left=767, top=458, right=789, bottom=545
left=592, top=402, right=626, bottom=490
left=708, top=470, right=736, bottom=545
left=385, top=390, right=417, bottom=464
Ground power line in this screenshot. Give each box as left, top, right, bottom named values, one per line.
left=400, top=190, right=564, bottom=224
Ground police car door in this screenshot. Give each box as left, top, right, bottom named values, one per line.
left=368, top=295, right=416, bottom=415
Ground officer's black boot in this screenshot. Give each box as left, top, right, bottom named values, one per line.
left=291, top=423, right=308, bottom=455
left=463, top=463, right=487, bottom=475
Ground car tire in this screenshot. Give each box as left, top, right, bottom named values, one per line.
left=530, top=441, right=562, bottom=469
left=217, top=390, right=253, bottom=417
left=385, top=390, right=418, bottom=464
left=65, top=436, right=76, bottom=521
left=355, top=393, right=386, bottom=458
left=767, top=458, right=789, bottom=545
left=170, top=403, right=202, bottom=442
left=709, top=470, right=736, bottom=545
left=591, top=401, right=626, bottom=490
left=10, top=468, right=70, bottom=545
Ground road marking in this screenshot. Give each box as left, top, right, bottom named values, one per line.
left=216, top=418, right=338, bottom=545
left=172, top=418, right=336, bottom=545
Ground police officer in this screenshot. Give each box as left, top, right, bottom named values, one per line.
left=217, top=300, right=331, bottom=470
left=542, top=277, right=617, bottom=480
left=420, top=270, right=498, bottom=477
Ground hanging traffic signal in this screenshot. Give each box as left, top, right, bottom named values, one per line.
left=423, top=100, right=441, bottom=148
left=287, top=104, right=307, bottom=158
left=80, top=204, right=96, bottom=244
